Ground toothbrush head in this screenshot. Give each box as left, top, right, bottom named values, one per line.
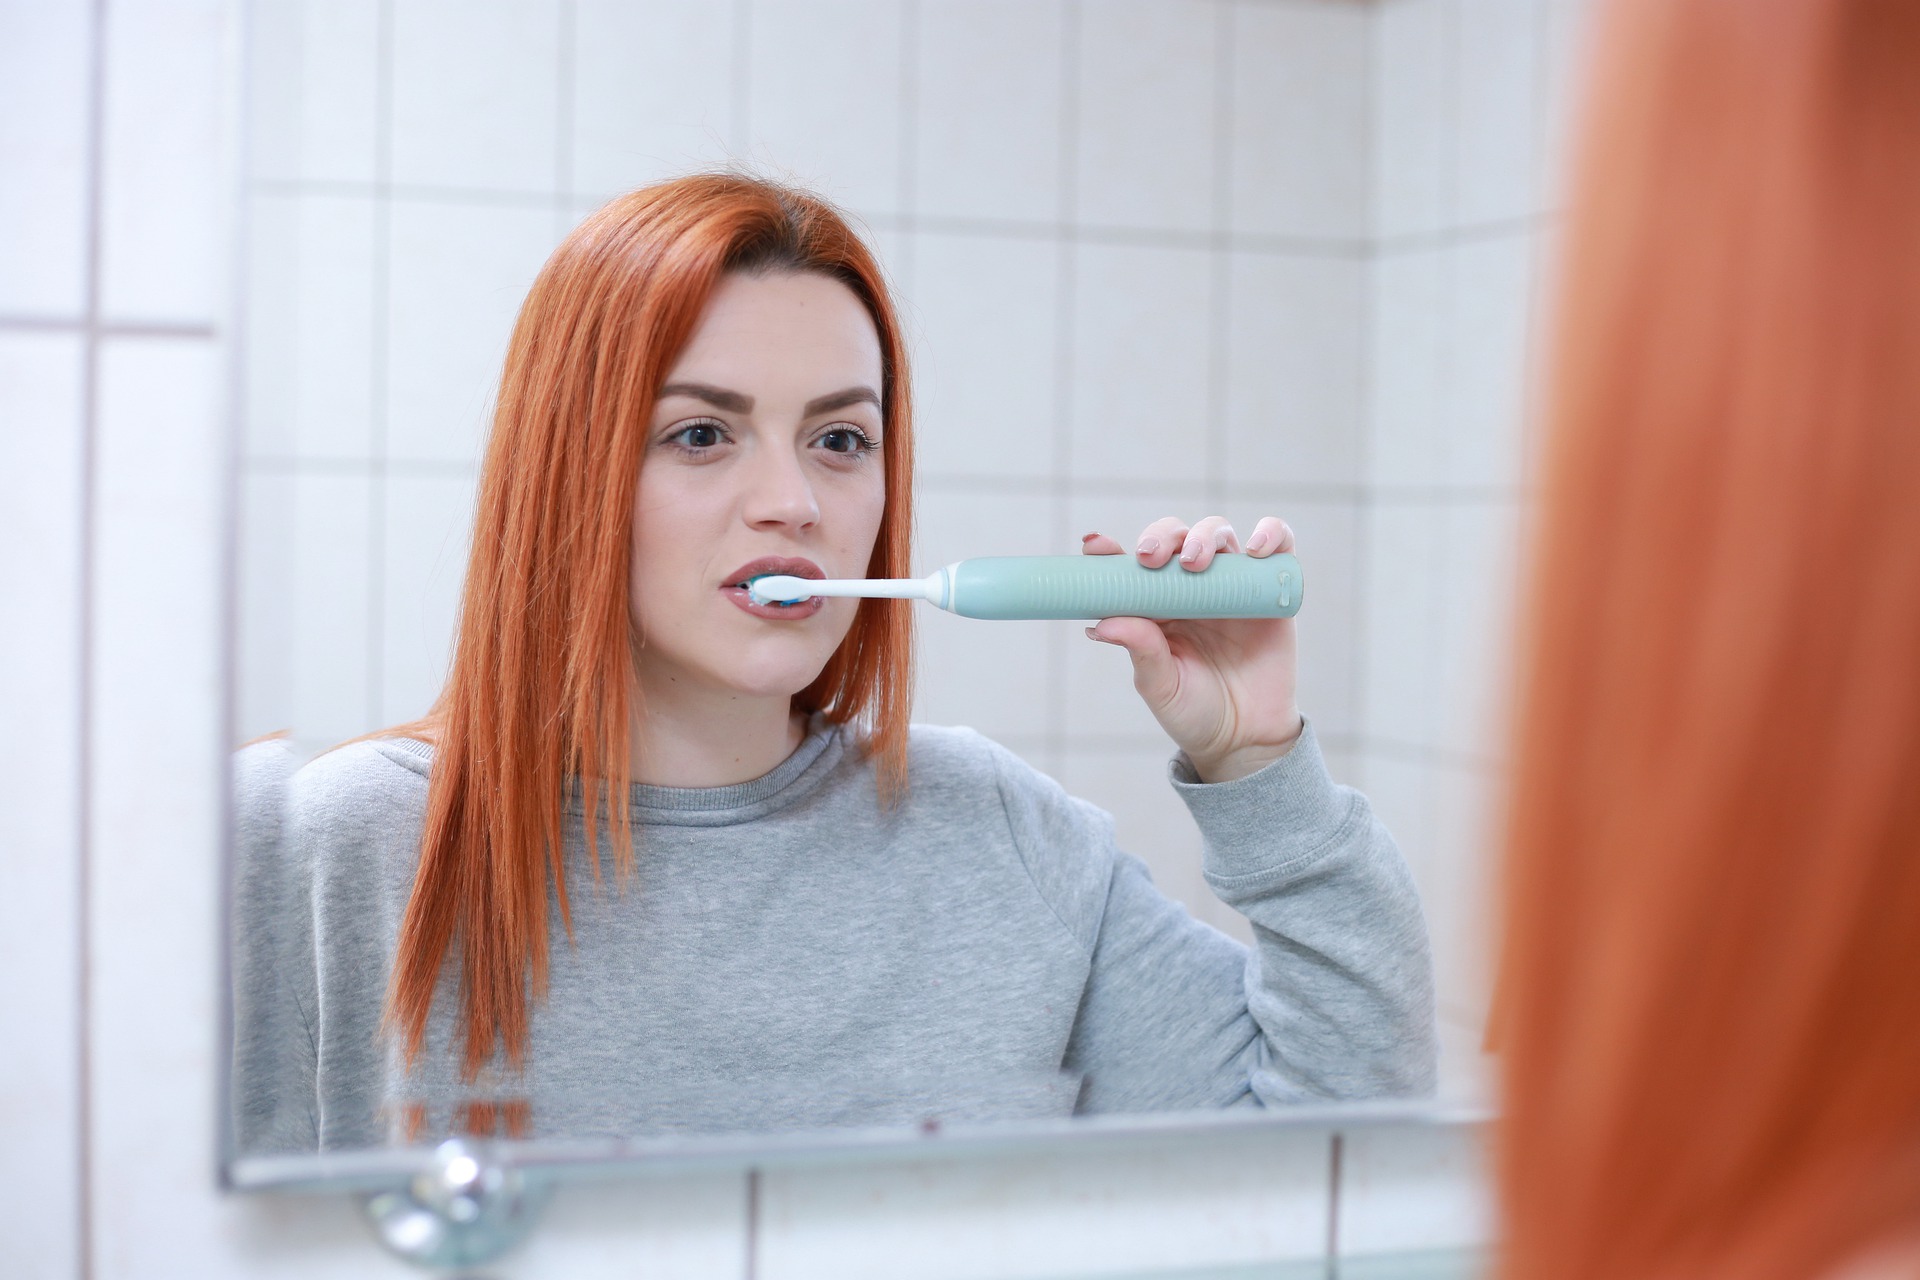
left=746, top=574, right=816, bottom=606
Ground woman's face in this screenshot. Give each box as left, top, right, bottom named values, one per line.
left=630, top=269, right=888, bottom=705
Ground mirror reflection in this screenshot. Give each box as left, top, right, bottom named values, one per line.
left=232, top=0, right=1559, bottom=1160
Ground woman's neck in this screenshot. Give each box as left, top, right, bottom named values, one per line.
left=626, top=675, right=805, bottom=789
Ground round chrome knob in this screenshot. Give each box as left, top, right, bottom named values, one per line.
left=361, top=1139, right=550, bottom=1269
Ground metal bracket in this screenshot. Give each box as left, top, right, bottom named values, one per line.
left=359, top=1139, right=552, bottom=1270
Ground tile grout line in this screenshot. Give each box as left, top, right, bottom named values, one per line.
left=367, top=0, right=395, bottom=728
left=1046, top=0, right=1083, bottom=781
left=555, top=0, right=575, bottom=219
left=729, top=0, right=752, bottom=157
left=77, top=0, right=107, bottom=1271
left=1203, top=1, right=1234, bottom=510
left=1422, top=0, right=1463, bottom=762
left=897, top=0, right=918, bottom=224
left=244, top=174, right=1559, bottom=259
left=1352, top=0, right=1380, bottom=789
left=0, top=315, right=215, bottom=337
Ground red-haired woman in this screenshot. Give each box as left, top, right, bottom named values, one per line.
left=236, top=174, right=1435, bottom=1151
left=1496, top=0, right=1920, bottom=1275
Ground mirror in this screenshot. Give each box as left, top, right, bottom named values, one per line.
left=229, top=0, right=1586, bottom=1174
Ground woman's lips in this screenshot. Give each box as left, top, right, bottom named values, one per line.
left=721, top=555, right=826, bottom=621
left=722, top=586, right=824, bottom=621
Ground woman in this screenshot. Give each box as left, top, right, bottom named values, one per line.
left=236, top=174, right=1435, bottom=1151
left=1497, top=0, right=1920, bottom=1275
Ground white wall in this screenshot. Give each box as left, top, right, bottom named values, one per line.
left=0, top=0, right=1605, bottom=1274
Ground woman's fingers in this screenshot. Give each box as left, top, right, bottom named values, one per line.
left=1106, top=514, right=1289, bottom=566
left=1085, top=616, right=1178, bottom=705
left=1177, top=515, right=1241, bottom=571
left=1243, top=516, right=1294, bottom=557
left=1134, top=516, right=1191, bottom=568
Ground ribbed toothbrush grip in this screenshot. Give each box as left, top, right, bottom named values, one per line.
left=947, top=554, right=1302, bottom=620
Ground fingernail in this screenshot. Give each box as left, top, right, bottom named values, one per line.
left=1137, top=538, right=1159, bottom=557
left=1081, top=531, right=1099, bottom=543
left=1180, top=542, right=1200, bottom=563
left=1246, top=531, right=1269, bottom=553
left=1084, top=626, right=1103, bottom=642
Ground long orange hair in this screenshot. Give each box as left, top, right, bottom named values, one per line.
left=1496, top=1, right=1920, bottom=1276
left=383, top=175, right=916, bottom=1080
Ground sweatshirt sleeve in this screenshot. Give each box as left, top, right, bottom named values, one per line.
left=1057, top=719, right=1437, bottom=1110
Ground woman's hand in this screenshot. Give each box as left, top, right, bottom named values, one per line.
left=1081, top=515, right=1304, bottom=784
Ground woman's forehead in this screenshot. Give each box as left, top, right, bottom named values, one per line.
left=666, top=271, right=882, bottom=396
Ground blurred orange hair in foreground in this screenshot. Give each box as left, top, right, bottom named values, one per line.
left=1498, top=1, right=1920, bottom=1277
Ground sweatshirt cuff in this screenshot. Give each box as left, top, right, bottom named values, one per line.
left=1167, top=718, right=1358, bottom=884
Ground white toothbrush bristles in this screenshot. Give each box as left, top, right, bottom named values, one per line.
left=746, top=575, right=817, bottom=605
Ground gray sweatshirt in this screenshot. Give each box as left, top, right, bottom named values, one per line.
left=231, top=717, right=1435, bottom=1154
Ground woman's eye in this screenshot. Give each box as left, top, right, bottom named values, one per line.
left=817, top=426, right=878, bottom=455
left=669, top=420, right=725, bottom=450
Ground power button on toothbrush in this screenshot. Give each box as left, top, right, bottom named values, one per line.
left=1277, top=571, right=1294, bottom=609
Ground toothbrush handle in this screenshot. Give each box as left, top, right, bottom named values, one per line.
left=945, top=554, right=1303, bottom=620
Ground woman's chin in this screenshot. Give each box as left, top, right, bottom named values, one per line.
left=701, top=647, right=838, bottom=703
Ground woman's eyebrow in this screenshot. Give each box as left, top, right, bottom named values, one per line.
left=658, top=382, right=753, bottom=413
left=803, top=386, right=881, bottom=416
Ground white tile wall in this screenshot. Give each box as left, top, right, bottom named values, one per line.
left=237, top=469, right=298, bottom=737
left=1451, top=0, right=1540, bottom=227
left=1229, top=1, right=1371, bottom=242
left=1425, top=759, right=1502, bottom=1025
left=1337, top=1122, right=1494, bottom=1259
left=1444, top=232, right=1535, bottom=489
left=1074, top=0, right=1218, bottom=232
left=0, top=0, right=1613, bottom=1271
left=1372, top=0, right=1451, bottom=242
left=288, top=473, right=379, bottom=745
left=388, top=0, right=562, bottom=194
left=90, top=337, right=230, bottom=1280
left=0, top=3, right=91, bottom=316
left=1068, top=241, right=1212, bottom=485
left=99, top=0, right=231, bottom=325
left=1224, top=252, right=1366, bottom=489
left=244, top=191, right=379, bottom=459
left=1431, top=500, right=1520, bottom=760
left=759, top=1129, right=1333, bottom=1279
left=379, top=469, right=479, bottom=724
left=1368, top=247, right=1448, bottom=485
left=914, top=0, right=1067, bottom=225
left=913, top=487, right=1062, bottom=744
left=1280, top=498, right=1361, bottom=742
left=571, top=0, right=737, bottom=200
left=384, top=199, right=561, bottom=462
left=0, top=329, right=88, bottom=1280
left=745, top=0, right=907, bottom=219
left=1359, top=499, right=1442, bottom=748
left=243, top=0, right=381, bottom=186
left=907, top=231, right=1061, bottom=483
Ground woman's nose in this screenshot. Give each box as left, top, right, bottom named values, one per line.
left=742, top=446, right=819, bottom=530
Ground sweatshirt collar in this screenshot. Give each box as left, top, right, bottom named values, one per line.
left=378, top=713, right=852, bottom=828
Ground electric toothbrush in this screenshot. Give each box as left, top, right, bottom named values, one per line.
left=747, top=553, right=1303, bottom=621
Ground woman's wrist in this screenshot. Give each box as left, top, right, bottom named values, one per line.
left=1187, top=713, right=1306, bottom=784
